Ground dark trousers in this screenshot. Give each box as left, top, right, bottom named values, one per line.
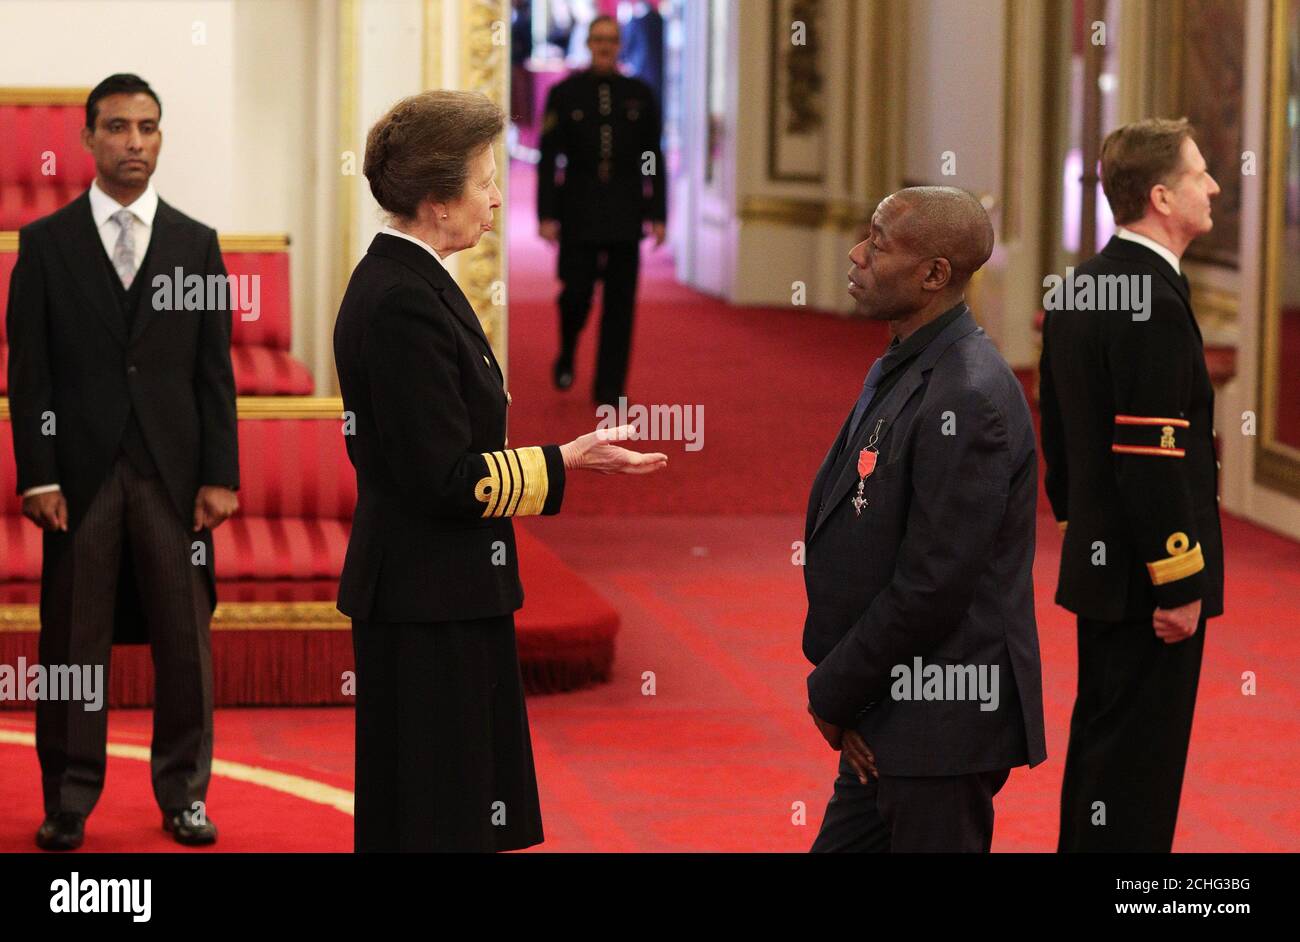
left=557, top=239, right=641, bottom=401
left=811, top=754, right=1011, bottom=852
left=1058, top=613, right=1206, bottom=852
left=36, top=454, right=213, bottom=817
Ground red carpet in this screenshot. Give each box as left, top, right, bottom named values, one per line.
left=1, top=159, right=1296, bottom=852
left=504, top=164, right=893, bottom=516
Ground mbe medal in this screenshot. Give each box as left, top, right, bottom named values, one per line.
left=851, top=419, right=885, bottom=516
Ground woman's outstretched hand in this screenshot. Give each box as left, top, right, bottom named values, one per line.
left=560, top=425, right=668, bottom=475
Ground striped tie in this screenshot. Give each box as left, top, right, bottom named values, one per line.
left=110, top=208, right=137, bottom=288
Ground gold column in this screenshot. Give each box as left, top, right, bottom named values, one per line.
left=423, top=0, right=509, bottom=361
left=459, top=0, right=509, bottom=357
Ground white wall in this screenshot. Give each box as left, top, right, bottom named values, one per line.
left=0, top=0, right=237, bottom=228
left=903, top=0, right=1006, bottom=196
left=355, top=0, right=424, bottom=261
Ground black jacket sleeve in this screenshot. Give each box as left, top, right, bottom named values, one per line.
left=1107, top=297, right=1205, bottom=608
left=1038, top=315, right=1068, bottom=530
left=195, top=228, right=240, bottom=490
left=5, top=227, right=60, bottom=494
left=362, top=283, right=565, bottom=521
left=537, top=84, right=564, bottom=223
left=807, top=388, right=1012, bottom=726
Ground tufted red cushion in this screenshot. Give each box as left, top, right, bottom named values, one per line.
left=1, top=242, right=314, bottom=396
left=213, top=517, right=351, bottom=581
left=0, top=421, right=21, bottom=518
left=224, top=250, right=292, bottom=350
left=0, top=104, right=97, bottom=230
left=0, top=247, right=16, bottom=345
left=0, top=511, right=41, bottom=581
left=230, top=346, right=314, bottom=395
left=0, top=417, right=358, bottom=588
left=0, top=343, right=314, bottom=396
left=234, top=419, right=355, bottom=520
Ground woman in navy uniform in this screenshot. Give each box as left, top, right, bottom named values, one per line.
left=334, top=90, right=666, bottom=852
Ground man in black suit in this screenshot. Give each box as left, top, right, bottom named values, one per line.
left=803, top=186, right=1046, bottom=852
left=6, top=74, right=239, bottom=850
left=538, top=13, right=666, bottom=406
left=1040, top=118, right=1223, bottom=852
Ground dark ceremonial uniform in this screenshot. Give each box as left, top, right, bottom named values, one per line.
left=538, top=67, right=665, bottom=403
left=1039, top=234, right=1223, bottom=852
left=335, top=232, right=566, bottom=852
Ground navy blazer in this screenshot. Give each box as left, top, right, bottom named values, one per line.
left=802, top=309, right=1047, bottom=777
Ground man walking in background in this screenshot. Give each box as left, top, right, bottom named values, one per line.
left=538, top=13, right=666, bottom=407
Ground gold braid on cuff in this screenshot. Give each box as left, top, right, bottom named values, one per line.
left=1146, top=531, right=1205, bottom=586
left=474, top=446, right=550, bottom=518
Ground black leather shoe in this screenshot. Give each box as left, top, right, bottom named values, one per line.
left=163, top=808, right=218, bottom=846
left=553, top=355, right=574, bottom=391
left=35, top=812, right=85, bottom=851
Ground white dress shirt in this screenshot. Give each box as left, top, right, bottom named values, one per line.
left=88, top=179, right=158, bottom=271
left=21, top=182, right=161, bottom=499
left=1115, top=227, right=1181, bottom=275
left=380, top=224, right=448, bottom=271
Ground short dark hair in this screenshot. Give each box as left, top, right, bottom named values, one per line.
left=589, top=14, right=619, bottom=37
left=86, top=73, right=162, bottom=130
left=1100, top=117, right=1194, bottom=225
left=364, top=90, right=504, bottom=219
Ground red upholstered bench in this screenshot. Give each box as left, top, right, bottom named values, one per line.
left=221, top=235, right=315, bottom=395
left=0, top=92, right=313, bottom=395
left=0, top=399, right=619, bottom=703
left=0, top=232, right=314, bottom=396
left=0, top=89, right=96, bottom=231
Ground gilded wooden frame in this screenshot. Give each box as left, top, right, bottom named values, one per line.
left=1255, top=0, right=1300, bottom=497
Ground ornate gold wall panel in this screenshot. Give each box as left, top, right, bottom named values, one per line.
left=1255, top=0, right=1300, bottom=498
left=423, top=0, right=508, bottom=354
left=768, top=0, right=827, bottom=183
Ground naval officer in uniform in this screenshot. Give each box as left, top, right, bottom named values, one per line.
left=1039, top=117, right=1223, bottom=852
